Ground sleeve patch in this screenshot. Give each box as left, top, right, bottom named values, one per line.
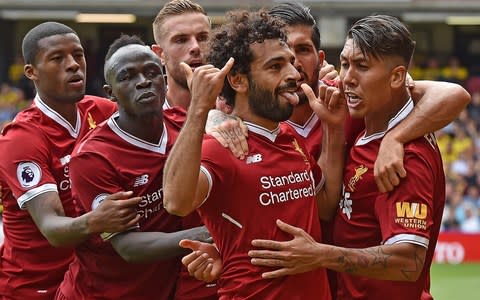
left=16, top=161, right=42, bottom=188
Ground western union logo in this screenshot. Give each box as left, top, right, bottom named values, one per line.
left=396, top=202, right=427, bottom=219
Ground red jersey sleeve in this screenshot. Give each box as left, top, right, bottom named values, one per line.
left=199, top=136, right=235, bottom=208
left=376, top=151, right=435, bottom=248
left=0, top=123, right=58, bottom=209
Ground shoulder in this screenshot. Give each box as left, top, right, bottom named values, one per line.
left=164, top=106, right=187, bottom=129
left=78, top=95, right=117, bottom=114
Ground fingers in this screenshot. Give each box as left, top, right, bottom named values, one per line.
left=179, top=239, right=202, bottom=251
left=105, top=191, right=134, bottom=201
left=276, top=219, right=303, bottom=236
left=261, top=268, right=291, bottom=279
left=250, top=257, right=286, bottom=268
left=250, top=239, right=284, bottom=250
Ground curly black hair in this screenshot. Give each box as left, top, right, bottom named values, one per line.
left=207, top=9, right=287, bottom=107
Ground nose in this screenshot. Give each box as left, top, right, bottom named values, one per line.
left=65, top=54, right=80, bottom=72
left=287, top=62, right=301, bottom=82
left=189, top=37, right=201, bottom=57
left=136, top=73, right=152, bottom=89
left=341, top=67, right=356, bottom=88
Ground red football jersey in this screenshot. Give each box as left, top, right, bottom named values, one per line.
left=333, top=99, right=445, bottom=300
left=0, top=95, right=116, bottom=299
left=57, top=109, right=187, bottom=300
left=197, top=122, right=331, bottom=300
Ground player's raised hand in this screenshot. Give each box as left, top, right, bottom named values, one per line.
left=302, top=81, right=347, bottom=128
left=179, top=239, right=222, bottom=282
left=88, top=191, right=141, bottom=234
left=181, top=58, right=234, bottom=111
left=318, top=60, right=339, bottom=81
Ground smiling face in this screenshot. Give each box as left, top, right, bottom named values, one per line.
left=247, top=39, right=301, bottom=122
left=339, top=38, right=394, bottom=120
left=24, top=33, right=86, bottom=104
left=105, top=45, right=166, bottom=119
left=285, top=24, right=323, bottom=104
left=153, top=12, right=210, bottom=90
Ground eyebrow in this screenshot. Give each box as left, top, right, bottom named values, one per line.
left=340, top=53, right=367, bottom=63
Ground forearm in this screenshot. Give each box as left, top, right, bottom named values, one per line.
left=163, top=107, right=209, bottom=216
left=388, top=81, right=470, bottom=144
left=319, top=242, right=426, bottom=281
left=111, top=226, right=211, bottom=263
left=317, top=124, right=345, bottom=221
left=36, top=213, right=92, bottom=247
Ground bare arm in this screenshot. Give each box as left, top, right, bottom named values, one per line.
left=110, top=226, right=211, bottom=263
left=304, top=83, right=347, bottom=220
left=249, top=219, right=426, bottom=281
left=26, top=191, right=141, bottom=247
left=375, top=81, right=471, bottom=192
left=163, top=59, right=234, bottom=216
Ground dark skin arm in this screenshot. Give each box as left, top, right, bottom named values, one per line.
left=110, top=225, right=211, bottom=263
left=26, top=191, right=141, bottom=247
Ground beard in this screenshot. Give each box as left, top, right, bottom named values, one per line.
left=248, top=78, right=295, bottom=122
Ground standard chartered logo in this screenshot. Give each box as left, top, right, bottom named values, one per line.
left=259, top=170, right=315, bottom=206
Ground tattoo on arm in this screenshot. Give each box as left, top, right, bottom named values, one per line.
left=335, top=245, right=425, bottom=280
left=400, top=247, right=425, bottom=281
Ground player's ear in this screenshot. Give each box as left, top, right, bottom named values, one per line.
left=151, top=44, right=165, bottom=65
left=103, top=84, right=117, bottom=102
left=24, top=64, right=38, bottom=81
left=227, top=73, right=248, bottom=94
left=390, top=65, right=407, bottom=89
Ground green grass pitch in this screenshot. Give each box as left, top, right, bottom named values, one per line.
left=430, top=263, right=480, bottom=299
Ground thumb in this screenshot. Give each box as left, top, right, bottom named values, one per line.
left=180, top=62, right=193, bottom=90
left=220, top=57, right=234, bottom=77
left=179, top=239, right=202, bottom=251
left=300, top=83, right=317, bottom=107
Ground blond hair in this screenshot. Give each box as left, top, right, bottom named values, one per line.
left=152, top=0, right=208, bottom=43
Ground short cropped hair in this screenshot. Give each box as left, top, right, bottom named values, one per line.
left=22, top=22, right=78, bottom=65
left=348, top=15, right=415, bottom=67
left=269, top=2, right=321, bottom=51
left=208, top=9, right=287, bottom=106
left=104, top=34, right=146, bottom=82
left=152, top=0, right=207, bottom=43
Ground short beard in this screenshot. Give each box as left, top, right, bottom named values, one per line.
left=248, top=78, right=294, bottom=122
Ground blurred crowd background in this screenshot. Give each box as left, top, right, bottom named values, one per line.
left=1, top=0, right=480, bottom=233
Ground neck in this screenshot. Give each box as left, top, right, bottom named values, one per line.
left=364, top=88, right=410, bottom=136
left=289, top=102, right=314, bottom=125
left=115, top=112, right=165, bottom=144
left=37, top=92, right=78, bottom=127
left=165, top=80, right=191, bottom=110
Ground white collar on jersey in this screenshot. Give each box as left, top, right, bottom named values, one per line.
left=244, top=121, right=280, bottom=142
left=356, top=97, right=414, bottom=146
left=162, top=98, right=172, bottom=110
left=284, top=112, right=319, bottom=138
left=107, top=112, right=168, bottom=154
left=34, top=94, right=81, bottom=138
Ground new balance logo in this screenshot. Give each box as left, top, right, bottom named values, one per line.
left=246, top=153, right=262, bottom=164
left=133, top=174, right=149, bottom=187
left=60, top=155, right=71, bottom=166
